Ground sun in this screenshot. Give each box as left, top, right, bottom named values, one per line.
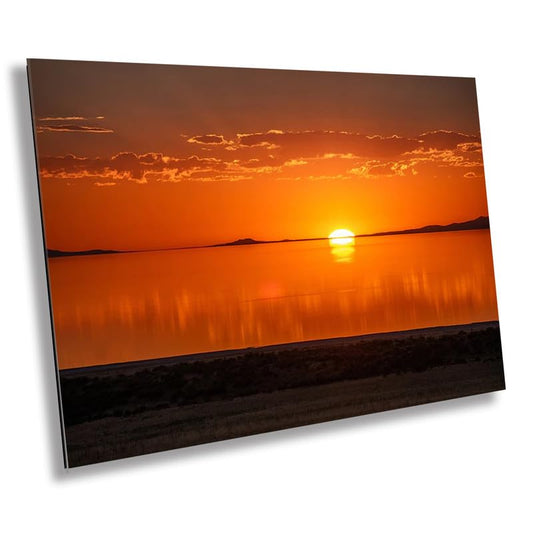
left=328, top=228, right=355, bottom=246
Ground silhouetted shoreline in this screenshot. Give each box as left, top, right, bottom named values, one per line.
left=47, top=249, right=122, bottom=258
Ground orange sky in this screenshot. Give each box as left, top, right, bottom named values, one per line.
left=28, top=60, right=489, bottom=251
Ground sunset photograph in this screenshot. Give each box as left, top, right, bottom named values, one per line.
left=27, top=59, right=505, bottom=467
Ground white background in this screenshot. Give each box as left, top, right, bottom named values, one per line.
left=1, top=2, right=531, bottom=531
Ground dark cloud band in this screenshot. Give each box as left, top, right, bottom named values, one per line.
left=39, top=129, right=484, bottom=184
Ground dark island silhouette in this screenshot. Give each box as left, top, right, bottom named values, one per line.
left=211, top=237, right=317, bottom=247
left=47, top=215, right=489, bottom=257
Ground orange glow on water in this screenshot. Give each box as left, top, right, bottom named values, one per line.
left=49, top=230, right=498, bottom=369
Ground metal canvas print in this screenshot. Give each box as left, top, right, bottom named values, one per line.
left=27, top=59, right=505, bottom=467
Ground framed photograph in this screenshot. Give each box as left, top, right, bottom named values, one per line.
left=27, top=59, right=505, bottom=467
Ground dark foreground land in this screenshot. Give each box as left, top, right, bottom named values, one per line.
left=60, top=322, right=505, bottom=467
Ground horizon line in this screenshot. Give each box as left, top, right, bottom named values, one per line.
left=46, top=214, right=489, bottom=256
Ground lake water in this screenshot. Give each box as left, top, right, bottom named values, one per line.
left=48, top=230, right=499, bottom=369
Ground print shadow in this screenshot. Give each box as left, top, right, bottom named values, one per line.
left=11, top=64, right=66, bottom=476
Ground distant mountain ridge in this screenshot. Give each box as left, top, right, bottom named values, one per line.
left=357, top=216, right=489, bottom=238
left=46, top=216, right=490, bottom=257
left=212, top=216, right=490, bottom=246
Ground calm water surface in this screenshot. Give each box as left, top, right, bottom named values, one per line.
left=49, top=230, right=499, bottom=369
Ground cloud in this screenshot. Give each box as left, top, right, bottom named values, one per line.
left=37, top=124, right=114, bottom=133
left=401, top=145, right=484, bottom=171
left=139, top=152, right=164, bottom=164
left=110, top=152, right=146, bottom=180
left=235, top=130, right=422, bottom=159
left=457, top=142, right=483, bottom=152
left=284, top=159, right=308, bottom=166
left=39, top=152, right=232, bottom=183
left=36, top=115, right=110, bottom=134
left=38, top=116, right=104, bottom=121
left=417, top=130, right=480, bottom=150
left=187, top=134, right=227, bottom=145
left=464, top=171, right=481, bottom=178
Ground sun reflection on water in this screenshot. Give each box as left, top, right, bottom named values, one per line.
left=330, top=242, right=355, bottom=262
